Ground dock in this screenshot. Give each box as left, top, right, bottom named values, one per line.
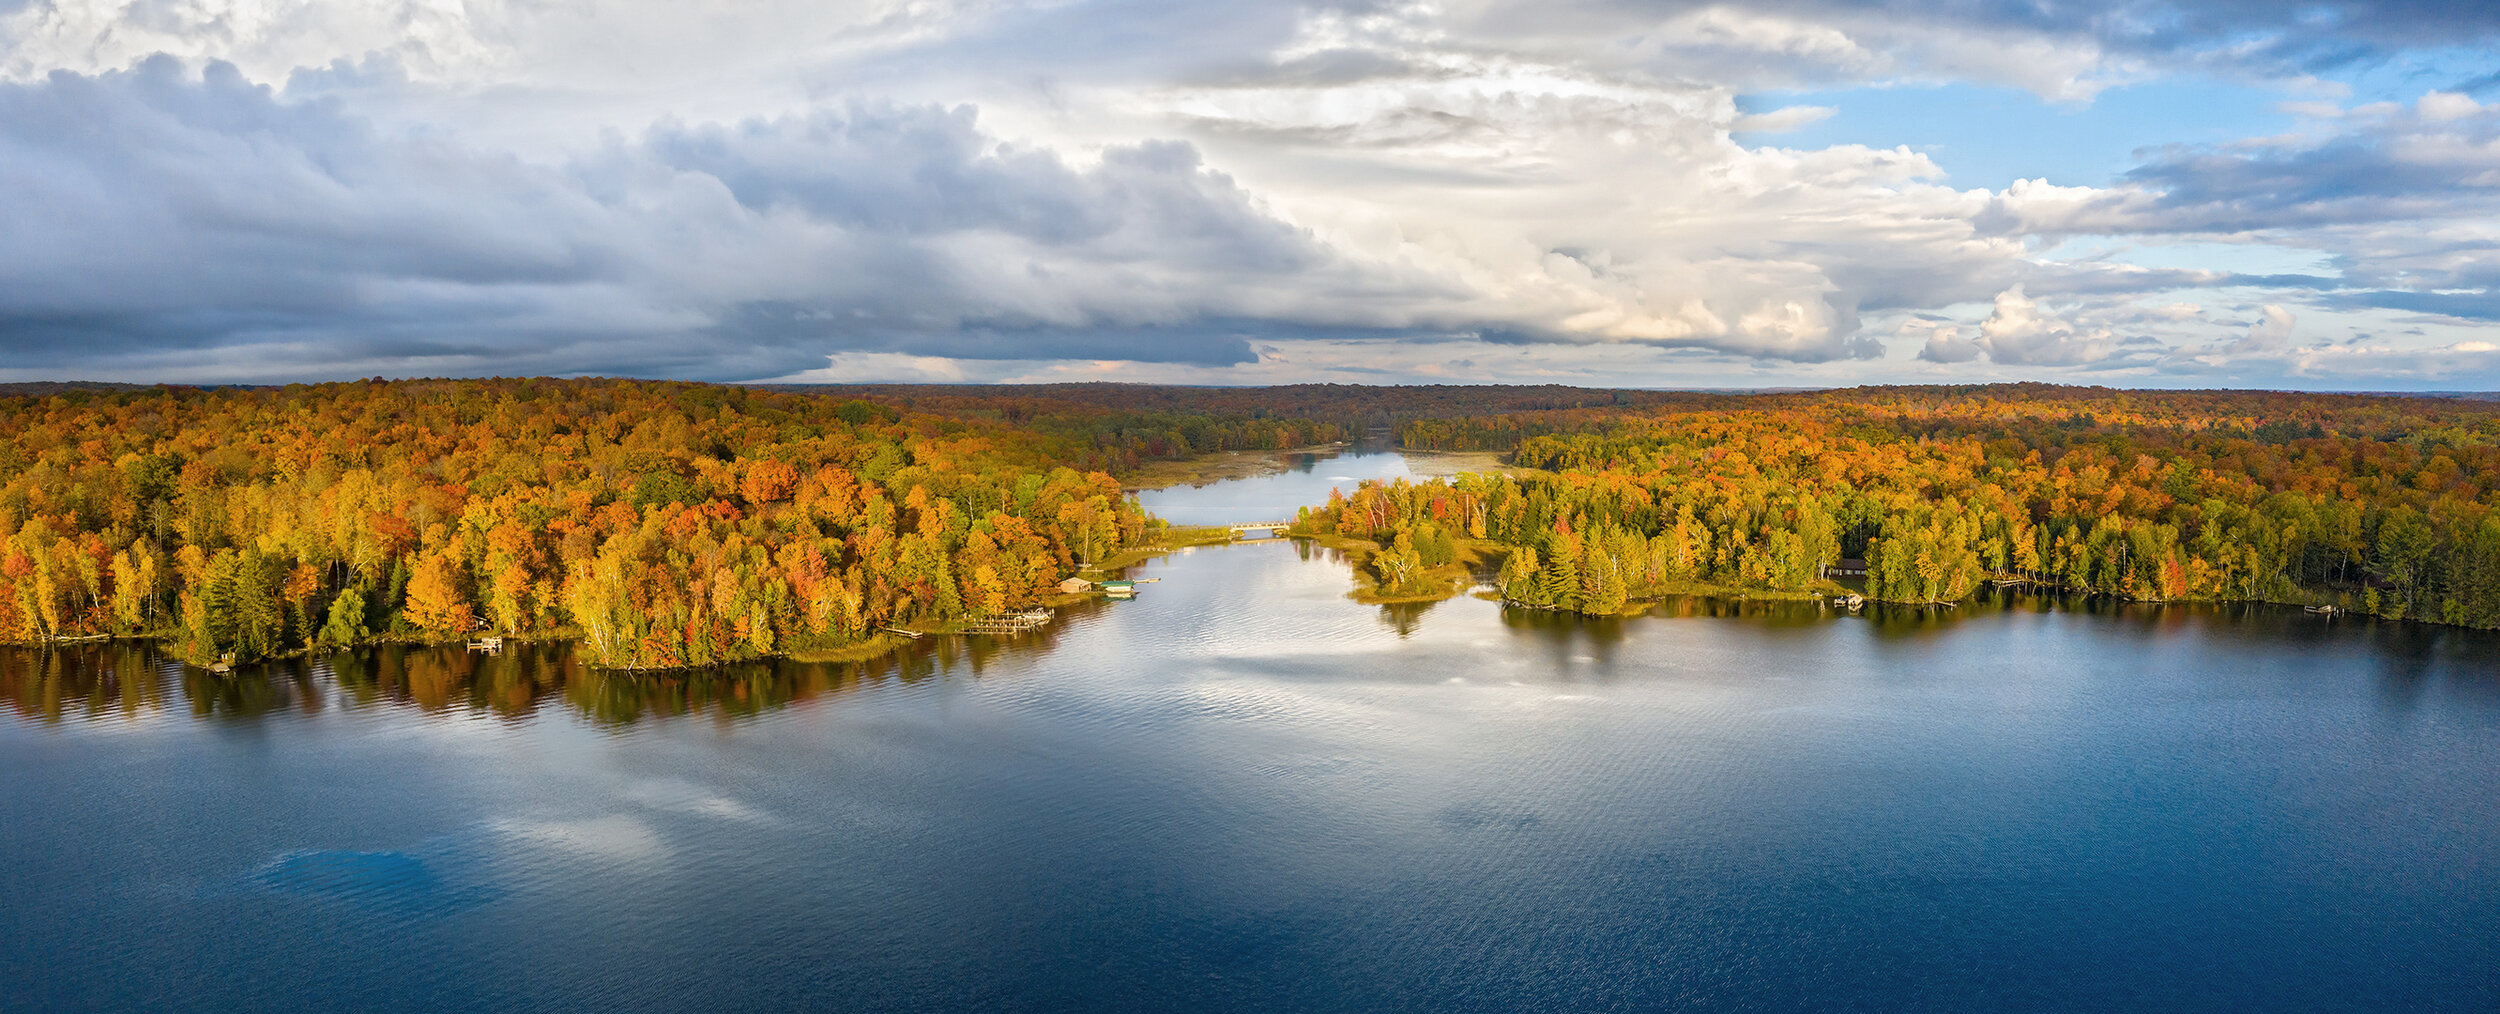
left=957, top=609, right=1056, bottom=635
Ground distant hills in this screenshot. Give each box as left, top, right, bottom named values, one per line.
left=0, top=381, right=153, bottom=397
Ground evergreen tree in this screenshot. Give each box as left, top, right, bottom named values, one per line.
left=320, top=587, right=369, bottom=647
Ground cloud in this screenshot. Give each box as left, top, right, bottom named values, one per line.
left=1322, top=1, right=2500, bottom=102
left=1912, top=321, right=1983, bottom=363
left=0, top=49, right=2023, bottom=380
left=0, top=59, right=1379, bottom=380
left=2417, top=91, right=2483, bottom=121
left=2235, top=304, right=2298, bottom=353
left=1986, top=91, right=2500, bottom=238
left=1972, top=285, right=2124, bottom=365
left=1733, top=104, right=1837, bottom=133
left=0, top=4, right=2493, bottom=388
left=15, top=2, right=2500, bottom=99
left=1970, top=90, right=2500, bottom=342
left=2276, top=337, right=2500, bottom=384
left=1136, top=39, right=2000, bottom=362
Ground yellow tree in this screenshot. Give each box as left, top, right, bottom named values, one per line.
left=403, top=551, right=474, bottom=636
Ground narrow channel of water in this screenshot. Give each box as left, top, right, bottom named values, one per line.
left=5, top=447, right=2496, bottom=1012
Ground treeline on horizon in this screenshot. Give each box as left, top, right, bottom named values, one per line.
left=780, top=382, right=1721, bottom=435
left=1309, top=383, right=2500, bottom=623
left=0, top=378, right=1345, bottom=668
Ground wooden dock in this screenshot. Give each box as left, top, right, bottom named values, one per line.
left=957, top=609, right=1055, bottom=635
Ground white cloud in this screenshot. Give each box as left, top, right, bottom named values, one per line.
left=1733, top=104, right=1837, bottom=132
left=0, top=1, right=2494, bottom=388
left=2417, top=91, right=2481, bottom=122
left=2236, top=304, right=2297, bottom=353
left=1909, top=319, right=1983, bottom=363
left=1971, top=285, right=2123, bottom=365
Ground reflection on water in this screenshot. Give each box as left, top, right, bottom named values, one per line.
left=1137, top=446, right=1455, bottom=527
left=7, top=451, right=2500, bottom=1014
left=1, top=606, right=1129, bottom=728
left=11, top=575, right=2495, bottom=732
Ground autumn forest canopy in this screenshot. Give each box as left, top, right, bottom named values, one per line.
left=7, top=379, right=2500, bottom=669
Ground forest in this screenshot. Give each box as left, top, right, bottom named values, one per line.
left=11, top=379, right=2500, bottom=670
left=1310, top=384, right=2500, bottom=624
left=0, top=379, right=1342, bottom=668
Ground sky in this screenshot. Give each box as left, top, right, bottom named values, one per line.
left=2, top=1, right=2498, bottom=390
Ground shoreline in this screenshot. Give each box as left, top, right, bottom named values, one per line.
left=0, top=573, right=2412, bottom=675
left=1123, top=444, right=1528, bottom=493
left=5, top=441, right=2384, bottom=673
left=1121, top=442, right=1350, bottom=491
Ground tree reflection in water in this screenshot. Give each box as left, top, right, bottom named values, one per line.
left=2, top=636, right=1005, bottom=728
left=9, top=588, right=2498, bottom=727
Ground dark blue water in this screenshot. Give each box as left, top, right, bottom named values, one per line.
left=5, top=452, right=2499, bottom=1012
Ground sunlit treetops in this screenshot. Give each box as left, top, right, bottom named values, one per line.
left=13, top=380, right=2500, bottom=666
left=1340, top=387, right=2500, bottom=624
left=0, top=378, right=1347, bottom=668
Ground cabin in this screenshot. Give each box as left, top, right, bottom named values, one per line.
left=1058, top=577, right=1093, bottom=594
left=1824, top=558, right=1868, bottom=578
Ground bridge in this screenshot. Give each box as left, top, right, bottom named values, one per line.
left=1227, top=521, right=1294, bottom=538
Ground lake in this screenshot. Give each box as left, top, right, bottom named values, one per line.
left=5, top=449, right=2497, bottom=1012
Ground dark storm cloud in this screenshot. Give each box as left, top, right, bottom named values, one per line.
left=704, top=309, right=1265, bottom=368
left=0, top=58, right=632, bottom=367
left=0, top=59, right=1358, bottom=381
left=642, top=110, right=1318, bottom=272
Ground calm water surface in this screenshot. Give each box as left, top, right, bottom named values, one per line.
left=5, top=450, right=2498, bottom=1012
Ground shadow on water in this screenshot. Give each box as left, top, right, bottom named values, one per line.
left=1466, top=581, right=2500, bottom=690
left=10, top=575, right=2499, bottom=731
left=1375, top=599, right=1442, bottom=637
left=0, top=612, right=1110, bottom=730
left=1495, top=594, right=1826, bottom=647
left=0, top=642, right=181, bottom=723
